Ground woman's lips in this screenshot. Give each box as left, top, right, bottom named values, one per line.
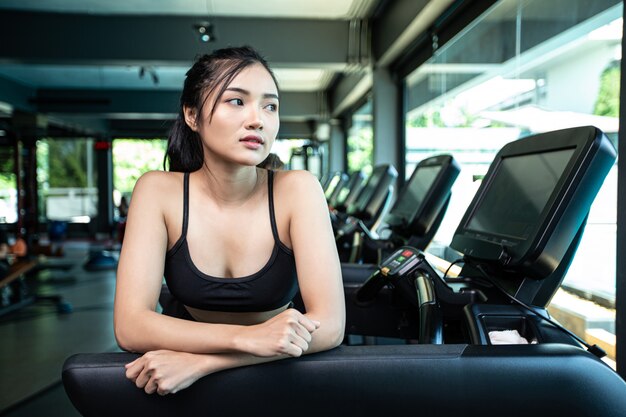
left=240, top=135, right=264, bottom=149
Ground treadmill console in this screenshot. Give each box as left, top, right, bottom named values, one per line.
left=379, top=247, right=423, bottom=278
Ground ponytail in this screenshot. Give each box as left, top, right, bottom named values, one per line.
left=164, top=115, right=204, bottom=172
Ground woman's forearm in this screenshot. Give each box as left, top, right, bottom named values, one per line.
left=194, top=320, right=341, bottom=380
left=126, top=312, right=343, bottom=395
left=115, top=310, right=246, bottom=354
left=115, top=308, right=331, bottom=357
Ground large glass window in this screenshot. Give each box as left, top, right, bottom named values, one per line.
left=112, top=139, right=167, bottom=208
left=347, top=98, right=373, bottom=175
left=37, top=138, right=98, bottom=223
left=0, top=145, right=17, bottom=223
left=404, top=0, right=621, bottom=361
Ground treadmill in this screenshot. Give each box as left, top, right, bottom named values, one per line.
left=323, top=171, right=348, bottom=201
left=354, top=154, right=460, bottom=265
left=352, top=125, right=617, bottom=347
left=63, top=126, right=626, bottom=417
left=328, top=170, right=365, bottom=211
left=333, top=164, right=398, bottom=262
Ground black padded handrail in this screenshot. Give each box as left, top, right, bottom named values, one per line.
left=63, top=344, right=626, bottom=417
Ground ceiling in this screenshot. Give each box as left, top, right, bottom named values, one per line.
left=0, top=0, right=452, bottom=138
left=0, top=0, right=375, bottom=19
left=0, top=0, right=377, bottom=92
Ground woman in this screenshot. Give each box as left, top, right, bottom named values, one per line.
left=114, top=46, right=345, bottom=396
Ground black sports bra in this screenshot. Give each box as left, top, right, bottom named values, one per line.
left=164, top=170, right=298, bottom=313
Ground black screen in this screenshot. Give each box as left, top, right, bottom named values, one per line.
left=392, top=166, right=442, bottom=220
left=336, top=187, right=350, bottom=204
left=354, top=169, right=383, bottom=211
left=466, top=148, right=575, bottom=240
left=324, top=174, right=342, bottom=198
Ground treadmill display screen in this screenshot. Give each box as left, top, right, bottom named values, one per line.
left=392, top=166, right=442, bottom=221
left=466, top=148, right=575, bottom=240
left=354, top=169, right=383, bottom=211
left=324, top=174, right=342, bottom=199
left=336, top=187, right=350, bottom=204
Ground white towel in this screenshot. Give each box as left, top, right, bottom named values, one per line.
left=488, top=329, right=531, bottom=345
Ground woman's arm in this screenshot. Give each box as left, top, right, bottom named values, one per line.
left=114, top=171, right=318, bottom=356
left=125, top=349, right=293, bottom=395
left=283, top=170, right=346, bottom=352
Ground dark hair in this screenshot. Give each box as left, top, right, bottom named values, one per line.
left=257, top=153, right=285, bottom=170
left=164, top=46, right=279, bottom=172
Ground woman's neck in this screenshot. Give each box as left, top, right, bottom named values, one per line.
left=198, top=161, right=262, bottom=206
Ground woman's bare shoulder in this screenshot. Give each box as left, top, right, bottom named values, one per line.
left=272, top=170, right=326, bottom=217
left=134, top=171, right=182, bottom=190
left=273, top=169, right=322, bottom=194
left=131, top=171, right=184, bottom=203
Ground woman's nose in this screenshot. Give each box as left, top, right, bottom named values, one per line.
left=245, top=107, right=263, bottom=130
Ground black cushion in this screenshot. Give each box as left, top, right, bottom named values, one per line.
left=63, top=344, right=626, bottom=417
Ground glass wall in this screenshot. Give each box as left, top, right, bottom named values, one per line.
left=112, top=139, right=167, bottom=209
left=347, top=98, right=373, bottom=175
left=0, top=146, right=16, bottom=223
left=404, top=0, right=621, bottom=361
left=37, top=138, right=98, bottom=223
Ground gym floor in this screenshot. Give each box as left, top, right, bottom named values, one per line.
left=0, top=242, right=119, bottom=416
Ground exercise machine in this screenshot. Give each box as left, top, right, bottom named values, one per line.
left=63, top=126, right=626, bottom=417
left=352, top=154, right=460, bottom=264
left=333, top=164, right=397, bottom=261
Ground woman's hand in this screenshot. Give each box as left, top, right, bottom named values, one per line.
left=236, top=308, right=320, bottom=357
left=125, top=350, right=211, bottom=395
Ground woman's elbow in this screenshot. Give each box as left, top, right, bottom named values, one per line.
left=331, top=320, right=345, bottom=348
left=320, top=318, right=345, bottom=350
left=114, top=316, right=142, bottom=353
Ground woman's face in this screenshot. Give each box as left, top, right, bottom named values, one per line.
left=187, top=63, right=280, bottom=167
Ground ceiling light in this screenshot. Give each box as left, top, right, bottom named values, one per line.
left=194, top=22, right=215, bottom=43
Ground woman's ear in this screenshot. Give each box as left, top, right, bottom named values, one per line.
left=183, top=106, right=198, bottom=132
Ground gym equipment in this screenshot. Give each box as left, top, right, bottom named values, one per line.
left=354, top=154, right=460, bottom=264
left=328, top=170, right=365, bottom=211
left=63, top=126, right=626, bottom=417
left=333, top=164, right=397, bottom=261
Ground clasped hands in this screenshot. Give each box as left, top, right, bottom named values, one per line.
left=125, top=308, right=320, bottom=395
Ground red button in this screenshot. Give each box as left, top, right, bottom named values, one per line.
left=402, top=249, right=413, bottom=257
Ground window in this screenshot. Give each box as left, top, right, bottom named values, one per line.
left=37, top=138, right=98, bottom=223
left=347, top=98, right=373, bottom=175
left=404, top=0, right=621, bottom=362
left=0, top=146, right=17, bottom=223
left=112, top=138, right=167, bottom=209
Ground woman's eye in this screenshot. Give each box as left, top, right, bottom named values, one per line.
left=266, top=103, right=278, bottom=112
left=228, top=98, right=244, bottom=106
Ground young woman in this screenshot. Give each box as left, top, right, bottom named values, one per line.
left=114, top=46, right=345, bottom=396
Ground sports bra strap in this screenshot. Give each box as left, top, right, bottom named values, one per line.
left=182, top=172, right=190, bottom=237
left=267, top=170, right=280, bottom=243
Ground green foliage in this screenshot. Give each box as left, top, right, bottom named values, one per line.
left=38, top=139, right=92, bottom=188
left=113, top=139, right=167, bottom=194
left=594, top=61, right=620, bottom=117
left=408, top=110, right=445, bottom=127
left=408, top=107, right=479, bottom=128
left=347, top=127, right=373, bottom=175
left=0, top=148, right=15, bottom=190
